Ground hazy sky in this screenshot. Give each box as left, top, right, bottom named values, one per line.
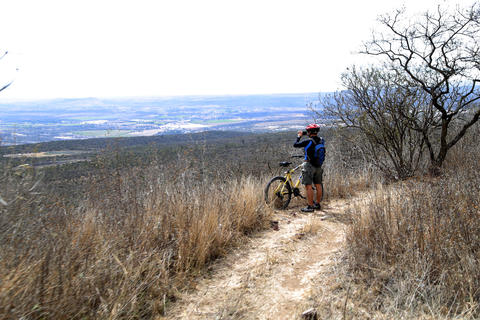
left=0, top=0, right=464, bottom=100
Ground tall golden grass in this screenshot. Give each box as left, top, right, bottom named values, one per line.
left=0, top=160, right=270, bottom=319
left=343, top=124, right=480, bottom=318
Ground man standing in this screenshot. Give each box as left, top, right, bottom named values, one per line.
left=293, top=124, right=324, bottom=212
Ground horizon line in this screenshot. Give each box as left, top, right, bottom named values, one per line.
left=0, top=91, right=331, bottom=103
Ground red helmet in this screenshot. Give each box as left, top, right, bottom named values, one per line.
left=305, top=123, right=320, bottom=132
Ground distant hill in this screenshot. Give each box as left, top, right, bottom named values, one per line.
left=0, top=93, right=328, bottom=145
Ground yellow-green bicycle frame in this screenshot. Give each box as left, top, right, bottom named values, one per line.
left=273, top=162, right=303, bottom=196
left=265, top=157, right=323, bottom=210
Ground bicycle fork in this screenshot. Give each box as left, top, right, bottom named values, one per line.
left=273, top=176, right=291, bottom=197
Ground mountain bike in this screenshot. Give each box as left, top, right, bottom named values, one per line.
left=264, top=156, right=323, bottom=209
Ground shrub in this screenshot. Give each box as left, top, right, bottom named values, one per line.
left=345, top=128, right=480, bottom=317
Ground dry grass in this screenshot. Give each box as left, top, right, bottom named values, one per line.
left=0, top=161, right=270, bottom=319
left=346, top=180, right=479, bottom=317
left=299, top=216, right=325, bottom=237
left=308, top=181, right=480, bottom=319
left=333, top=128, right=480, bottom=318
left=304, top=123, right=480, bottom=319
left=0, top=129, right=415, bottom=319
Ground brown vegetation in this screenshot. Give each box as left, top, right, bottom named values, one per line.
left=331, top=123, right=480, bottom=318
left=2, top=119, right=479, bottom=319
left=0, top=154, right=271, bottom=319
left=2, top=128, right=364, bottom=319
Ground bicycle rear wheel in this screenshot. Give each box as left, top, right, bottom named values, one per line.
left=264, top=176, right=292, bottom=209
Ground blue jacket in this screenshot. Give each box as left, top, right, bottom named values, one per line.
left=293, top=135, right=322, bottom=164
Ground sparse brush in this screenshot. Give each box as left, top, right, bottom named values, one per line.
left=309, top=122, right=480, bottom=319
left=0, top=129, right=384, bottom=319
left=344, top=159, right=480, bottom=317
left=0, top=159, right=270, bottom=319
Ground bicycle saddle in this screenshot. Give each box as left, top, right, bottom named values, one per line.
left=279, top=161, right=292, bottom=167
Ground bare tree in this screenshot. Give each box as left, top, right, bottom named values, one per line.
left=0, top=51, right=14, bottom=93
left=362, top=3, right=480, bottom=170
left=321, top=65, right=429, bottom=180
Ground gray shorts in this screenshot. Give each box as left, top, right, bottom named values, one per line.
left=301, top=162, right=323, bottom=185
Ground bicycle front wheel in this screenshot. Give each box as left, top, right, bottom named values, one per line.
left=264, top=176, right=292, bottom=209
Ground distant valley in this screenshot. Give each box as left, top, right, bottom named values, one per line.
left=0, top=93, right=325, bottom=145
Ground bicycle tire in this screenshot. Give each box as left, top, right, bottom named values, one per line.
left=264, top=176, right=292, bottom=209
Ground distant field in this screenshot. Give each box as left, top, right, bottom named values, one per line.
left=191, top=119, right=242, bottom=124
left=73, top=130, right=133, bottom=137
left=4, top=150, right=90, bottom=158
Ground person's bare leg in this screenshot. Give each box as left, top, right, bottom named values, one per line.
left=305, top=184, right=314, bottom=206
left=315, top=183, right=322, bottom=204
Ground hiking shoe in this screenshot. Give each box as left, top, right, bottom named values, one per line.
left=313, top=202, right=321, bottom=210
left=301, top=205, right=315, bottom=213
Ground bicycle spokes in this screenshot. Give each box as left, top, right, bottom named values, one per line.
left=265, top=176, right=292, bottom=209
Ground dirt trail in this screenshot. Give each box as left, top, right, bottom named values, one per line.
left=164, top=198, right=354, bottom=320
